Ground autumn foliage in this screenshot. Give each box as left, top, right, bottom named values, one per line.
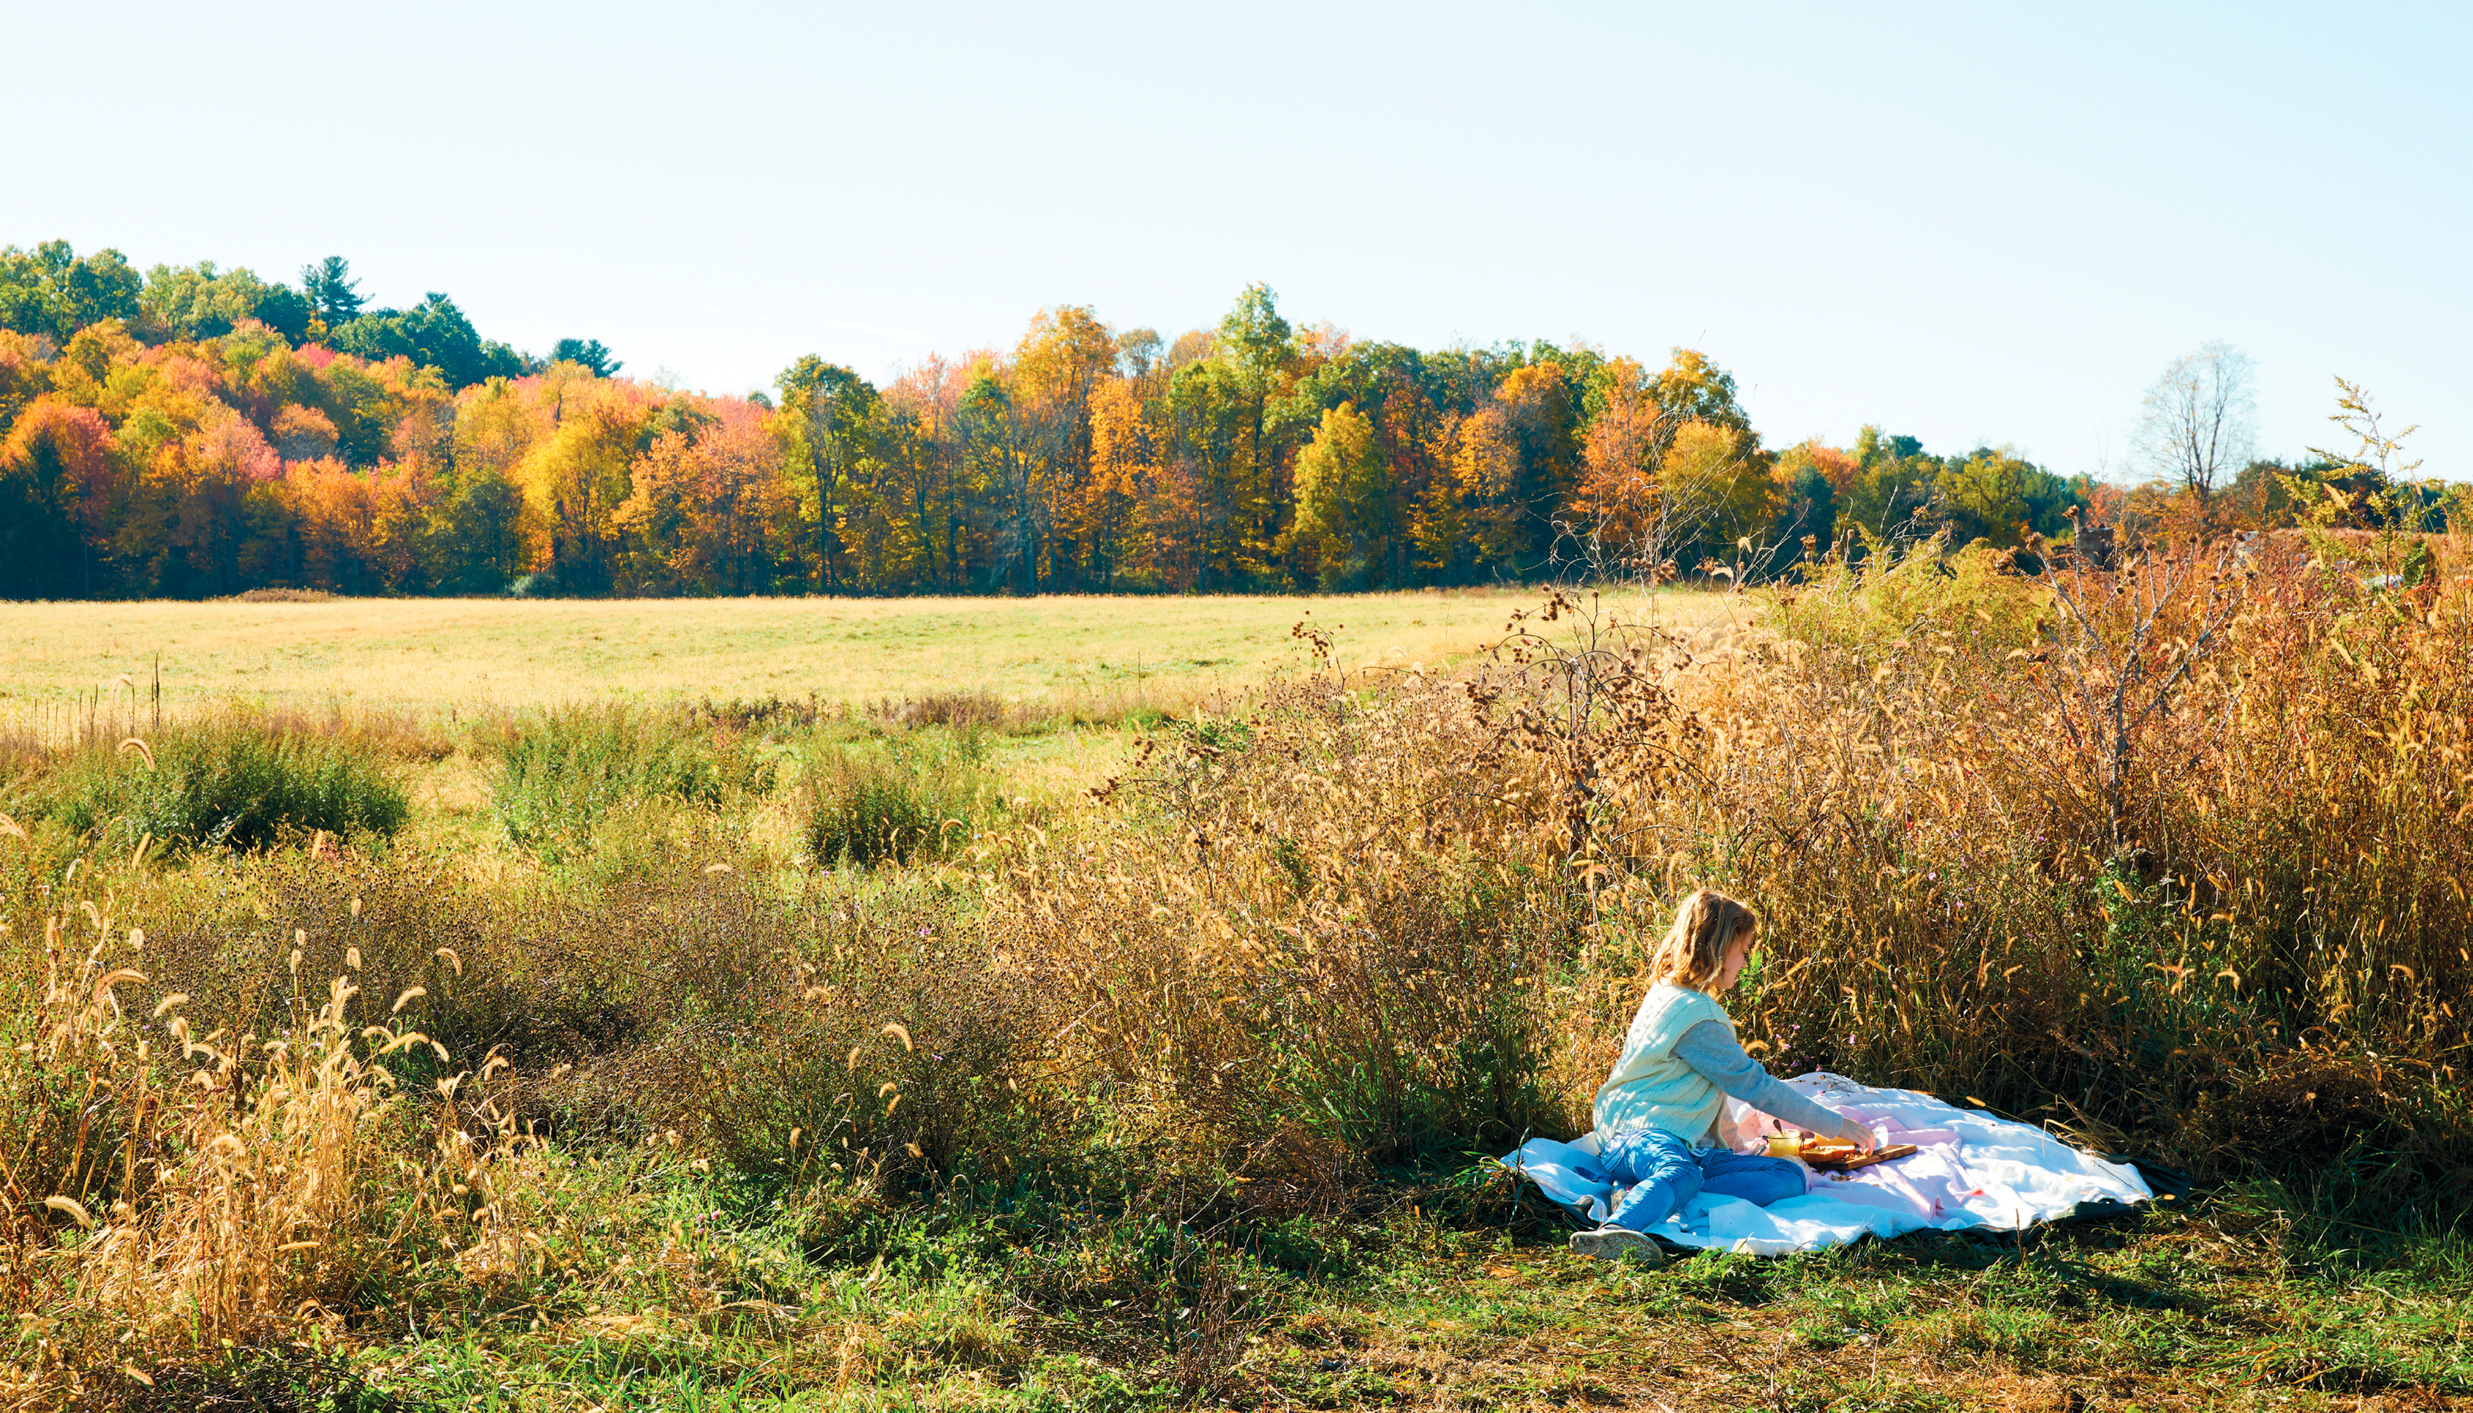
left=0, top=242, right=2108, bottom=602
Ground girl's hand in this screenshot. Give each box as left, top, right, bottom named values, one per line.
left=1837, top=1119, right=1879, bottom=1155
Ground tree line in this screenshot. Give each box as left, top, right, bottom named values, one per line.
left=13, top=237, right=2408, bottom=603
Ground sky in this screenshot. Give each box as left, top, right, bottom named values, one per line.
left=3, top=1, right=2465, bottom=479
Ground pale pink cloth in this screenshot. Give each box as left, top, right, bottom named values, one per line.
left=1725, top=1098, right=1988, bottom=1223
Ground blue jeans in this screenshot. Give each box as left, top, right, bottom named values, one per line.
left=1600, top=1128, right=1805, bottom=1231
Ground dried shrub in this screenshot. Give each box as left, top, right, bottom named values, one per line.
left=686, top=890, right=1046, bottom=1187
left=217, top=588, right=337, bottom=603
left=92, top=1344, right=425, bottom=1413
left=137, top=858, right=592, bottom=1080
left=868, top=690, right=1007, bottom=731
left=130, top=854, right=820, bottom=1147
left=1037, top=678, right=1223, bottom=731
left=3, top=895, right=535, bottom=1364
left=681, top=694, right=833, bottom=732
left=0, top=912, right=157, bottom=1228
left=1003, top=669, right=1586, bottom=1182
left=236, top=703, right=458, bottom=764
left=1768, top=533, right=2048, bottom=658
left=1625, top=539, right=2473, bottom=1220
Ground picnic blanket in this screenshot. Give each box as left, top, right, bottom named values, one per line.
left=1499, top=1072, right=2153, bottom=1256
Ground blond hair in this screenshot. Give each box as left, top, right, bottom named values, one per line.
left=1649, top=889, right=1759, bottom=992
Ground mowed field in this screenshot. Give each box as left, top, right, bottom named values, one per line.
left=0, top=587, right=1749, bottom=717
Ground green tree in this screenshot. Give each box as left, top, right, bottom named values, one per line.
left=1215, top=283, right=1296, bottom=583
left=1769, top=442, right=1838, bottom=567
left=432, top=465, right=531, bottom=593
left=1290, top=402, right=1391, bottom=589
left=1161, top=356, right=1247, bottom=590
left=1843, top=427, right=1941, bottom=545
left=550, top=338, right=623, bottom=377
left=301, top=257, right=365, bottom=326
left=139, top=262, right=313, bottom=343
left=0, top=241, right=143, bottom=342
left=332, top=293, right=528, bottom=388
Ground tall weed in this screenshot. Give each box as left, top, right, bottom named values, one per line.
left=1767, top=533, right=2047, bottom=658
left=2, top=893, right=535, bottom=1363
left=1630, top=541, right=2473, bottom=1222
left=1000, top=680, right=1584, bottom=1187
left=690, top=887, right=1046, bottom=1187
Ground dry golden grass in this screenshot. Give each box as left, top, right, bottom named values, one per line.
left=6, top=902, right=533, bottom=1376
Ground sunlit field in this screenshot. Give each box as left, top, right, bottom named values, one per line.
left=0, top=587, right=1749, bottom=721
left=4, top=550, right=2470, bottom=1410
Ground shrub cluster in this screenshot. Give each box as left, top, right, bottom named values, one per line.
left=12, top=718, right=409, bottom=854
left=804, top=728, right=1004, bottom=868
left=1659, top=539, right=2473, bottom=1223
left=486, top=704, right=778, bottom=861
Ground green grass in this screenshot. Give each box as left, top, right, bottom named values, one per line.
left=147, top=1164, right=2467, bottom=1412
left=13, top=719, right=408, bottom=853
left=488, top=703, right=781, bottom=862
left=803, top=727, right=1005, bottom=869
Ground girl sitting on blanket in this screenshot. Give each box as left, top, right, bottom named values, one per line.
left=1571, top=888, right=1877, bottom=1265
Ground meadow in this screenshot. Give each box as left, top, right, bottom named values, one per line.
left=2, top=546, right=2470, bottom=1411
left=0, top=588, right=1613, bottom=721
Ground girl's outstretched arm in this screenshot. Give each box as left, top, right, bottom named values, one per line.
left=1673, top=1021, right=1877, bottom=1152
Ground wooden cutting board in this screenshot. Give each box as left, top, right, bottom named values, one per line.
left=1798, top=1142, right=1918, bottom=1172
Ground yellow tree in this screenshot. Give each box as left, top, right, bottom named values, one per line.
left=1659, top=421, right=1775, bottom=571
left=515, top=373, right=655, bottom=594
left=1077, top=376, right=1152, bottom=588
left=161, top=410, right=280, bottom=596
left=880, top=356, right=972, bottom=591
left=1407, top=428, right=1465, bottom=583
left=1494, top=361, right=1577, bottom=511
left=616, top=399, right=786, bottom=594
left=280, top=457, right=378, bottom=592
left=0, top=396, right=121, bottom=597
left=1450, top=405, right=1521, bottom=573
left=1368, top=381, right=1446, bottom=585
left=436, top=378, right=551, bottom=588
left=1289, top=401, right=1390, bottom=590
left=1011, top=306, right=1116, bottom=587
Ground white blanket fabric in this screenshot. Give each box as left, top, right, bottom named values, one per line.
left=1499, top=1072, right=2153, bottom=1256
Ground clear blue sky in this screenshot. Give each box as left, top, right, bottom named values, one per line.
left=4, top=1, right=2464, bottom=478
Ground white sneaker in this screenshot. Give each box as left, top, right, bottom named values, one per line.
left=1568, top=1227, right=1666, bottom=1266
